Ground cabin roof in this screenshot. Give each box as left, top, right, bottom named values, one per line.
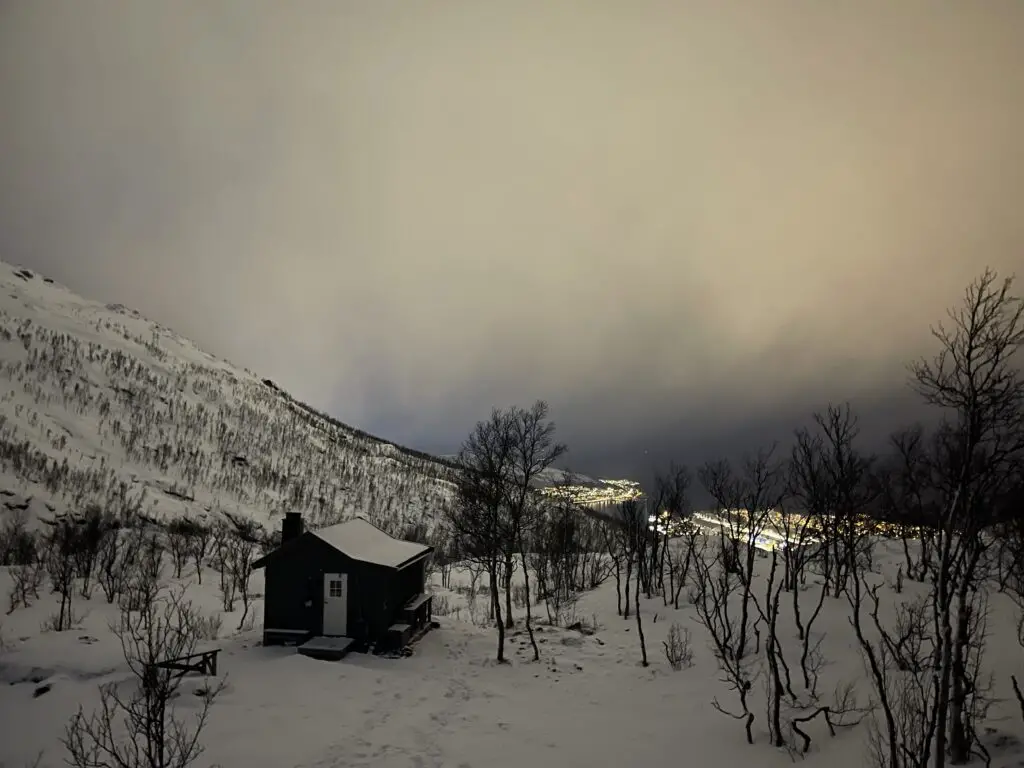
left=251, top=517, right=432, bottom=570
left=312, top=518, right=431, bottom=569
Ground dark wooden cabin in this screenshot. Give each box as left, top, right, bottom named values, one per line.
left=251, top=513, right=434, bottom=654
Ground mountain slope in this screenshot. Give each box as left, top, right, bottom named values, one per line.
left=0, top=261, right=456, bottom=534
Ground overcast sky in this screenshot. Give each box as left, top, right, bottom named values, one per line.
left=1, top=1, right=1022, bottom=488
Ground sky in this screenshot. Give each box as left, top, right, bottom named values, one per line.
left=1, top=1, right=1022, bottom=489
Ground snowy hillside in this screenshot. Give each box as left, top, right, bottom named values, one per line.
left=0, top=261, right=456, bottom=535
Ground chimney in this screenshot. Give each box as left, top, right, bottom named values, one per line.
left=282, top=512, right=304, bottom=544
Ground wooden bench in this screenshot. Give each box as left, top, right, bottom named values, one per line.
left=144, top=649, right=220, bottom=689
left=404, top=594, right=431, bottom=611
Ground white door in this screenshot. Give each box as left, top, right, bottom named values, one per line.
left=322, top=573, right=348, bottom=636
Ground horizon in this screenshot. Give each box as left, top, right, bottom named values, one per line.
left=2, top=1, right=1022, bottom=494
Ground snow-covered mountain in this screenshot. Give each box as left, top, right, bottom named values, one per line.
left=0, top=261, right=457, bottom=535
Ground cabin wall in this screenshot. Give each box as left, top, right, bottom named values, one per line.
left=380, top=559, right=426, bottom=628
left=262, top=538, right=325, bottom=635
left=318, top=550, right=397, bottom=642
left=349, top=562, right=391, bottom=642
left=394, top=559, right=426, bottom=605
left=261, top=534, right=425, bottom=646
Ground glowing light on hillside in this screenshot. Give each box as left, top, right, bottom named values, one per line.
left=538, top=478, right=643, bottom=507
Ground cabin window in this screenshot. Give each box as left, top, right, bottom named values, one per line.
left=328, top=579, right=343, bottom=597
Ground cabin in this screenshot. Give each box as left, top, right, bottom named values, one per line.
left=251, top=513, right=434, bottom=656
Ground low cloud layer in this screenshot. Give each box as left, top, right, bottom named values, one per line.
left=2, top=1, right=1022, bottom=483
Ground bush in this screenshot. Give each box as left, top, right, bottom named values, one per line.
left=432, top=595, right=453, bottom=616
left=191, top=611, right=223, bottom=641
left=663, top=622, right=693, bottom=670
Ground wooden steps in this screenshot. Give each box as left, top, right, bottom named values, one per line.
left=263, top=628, right=312, bottom=646
left=385, top=623, right=412, bottom=650
left=297, top=636, right=356, bottom=661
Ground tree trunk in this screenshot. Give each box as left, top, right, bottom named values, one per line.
left=624, top=559, right=633, bottom=619
left=934, top=530, right=955, bottom=768
left=503, top=555, right=514, bottom=628
left=668, top=562, right=676, bottom=609
left=948, top=590, right=970, bottom=764
left=634, top=557, right=648, bottom=666
left=489, top=563, right=506, bottom=662
left=520, top=552, right=540, bottom=661
left=612, top=560, right=622, bottom=616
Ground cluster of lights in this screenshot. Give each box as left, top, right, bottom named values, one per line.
left=538, top=481, right=926, bottom=548
left=691, top=508, right=927, bottom=551
left=539, top=478, right=643, bottom=508
left=691, top=510, right=816, bottom=551
left=648, top=508, right=692, bottom=537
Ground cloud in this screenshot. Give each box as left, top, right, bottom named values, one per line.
left=1, top=0, right=1022, bottom=480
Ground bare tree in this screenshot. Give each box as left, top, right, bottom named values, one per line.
left=46, top=517, right=79, bottom=631
left=802, top=405, right=878, bottom=599
left=121, top=530, right=165, bottom=613
left=73, top=504, right=110, bottom=599
left=1012, top=612, right=1024, bottom=726
left=574, top=516, right=612, bottom=592
left=432, top=528, right=456, bottom=590
left=909, top=269, right=1022, bottom=767
left=600, top=517, right=626, bottom=618
left=878, top=428, right=937, bottom=583
left=165, top=518, right=195, bottom=579
left=504, top=401, right=567, bottom=661
left=666, top=520, right=700, bottom=609
left=598, top=507, right=630, bottom=622
left=7, top=532, right=44, bottom=613
left=847, top=557, right=938, bottom=768
left=691, top=527, right=757, bottom=743
left=750, top=529, right=866, bottom=755
left=1001, top=473, right=1024, bottom=721
left=619, top=499, right=650, bottom=666
left=224, top=521, right=261, bottom=631
left=532, top=490, right=584, bottom=626
left=63, top=580, right=223, bottom=768
left=209, top=523, right=236, bottom=612
left=97, top=525, right=136, bottom=604
left=755, top=542, right=788, bottom=747
left=187, top=522, right=212, bottom=584
left=787, top=424, right=832, bottom=596
left=844, top=270, right=1022, bottom=768
left=785, top=427, right=832, bottom=693
left=0, top=507, right=36, bottom=566
left=446, top=408, right=517, bottom=662
left=698, top=446, right=786, bottom=662
left=653, top=463, right=692, bottom=602
left=662, top=622, right=693, bottom=670
left=789, top=406, right=873, bottom=692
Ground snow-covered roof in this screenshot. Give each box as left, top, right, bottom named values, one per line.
left=311, top=517, right=431, bottom=569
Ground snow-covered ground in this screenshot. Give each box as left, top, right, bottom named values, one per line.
left=3, top=538, right=1023, bottom=768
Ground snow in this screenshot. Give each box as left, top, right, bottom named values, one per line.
left=3, top=540, right=1024, bottom=768
left=0, top=260, right=455, bottom=534
left=0, top=560, right=747, bottom=768
left=310, top=518, right=431, bottom=569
